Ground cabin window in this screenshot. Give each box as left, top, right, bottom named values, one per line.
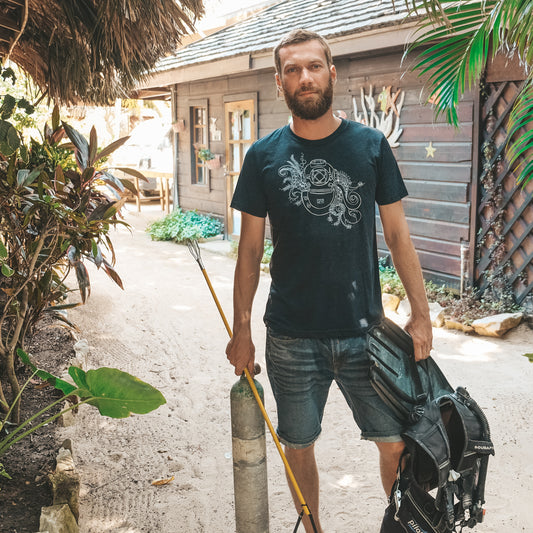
left=190, top=105, right=208, bottom=185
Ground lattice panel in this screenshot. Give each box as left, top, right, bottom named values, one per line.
left=475, top=81, right=533, bottom=305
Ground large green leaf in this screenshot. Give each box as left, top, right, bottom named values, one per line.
left=0, top=120, right=20, bottom=156
left=62, top=122, right=89, bottom=170
left=69, top=367, right=166, bottom=418
left=114, top=167, right=148, bottom=181
left=94, top=136, right=130, bottom=164
left=16, top=348, right=77, bottom=396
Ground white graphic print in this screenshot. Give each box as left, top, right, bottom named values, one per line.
left=279, top=154, right=364, bottom=228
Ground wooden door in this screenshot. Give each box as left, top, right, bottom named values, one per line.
left=225, top=100, right=256, bottom=238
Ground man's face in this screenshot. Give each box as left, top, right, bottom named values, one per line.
left=276, top=40, right=336, bottom=121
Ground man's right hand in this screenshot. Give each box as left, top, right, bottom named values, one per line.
left=225, top=333, right=256, bottom=376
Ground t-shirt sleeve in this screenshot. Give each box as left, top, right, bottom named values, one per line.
left=230, top=146, right=268, bottom=218
left=375, top=134, right=408, bottom=205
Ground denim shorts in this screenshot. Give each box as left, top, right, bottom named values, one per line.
left=265, top=328, right=404, bottom=448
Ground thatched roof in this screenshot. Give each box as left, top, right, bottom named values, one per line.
left=0, top=0, right=204, bottom=105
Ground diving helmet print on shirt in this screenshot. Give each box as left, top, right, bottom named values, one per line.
left=279, top=154, right=364, bottom=229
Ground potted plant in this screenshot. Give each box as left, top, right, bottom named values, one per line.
left=197, top=148, right=221, bottom=170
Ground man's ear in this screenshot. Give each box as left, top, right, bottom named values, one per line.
left=275, top=73, right=284, bottom=98
left=331, top=64, right=337, bottom=85
left=275, top=72, right=282, bottom=90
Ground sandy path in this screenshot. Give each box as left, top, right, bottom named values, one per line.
left=61, top=205, right=533, bottom=533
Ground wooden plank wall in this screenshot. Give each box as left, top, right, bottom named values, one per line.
left=175, top=70, right=282, bottom=218
left=337, top=52, right=475, bottom=286
left=175, top=50, right=475, bottom=286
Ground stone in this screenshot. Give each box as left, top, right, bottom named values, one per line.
left=55, top=447, right=75, bottom=473
left=48, top=447, right=80, bottom=521
left=57, top=402, right=76, bottom=427
left=382, top=293, right=401, bottom=311
left=397, top=298, right=411, bottom=317
left=472, top=312, right=523, bottom=338
left=39, top=504, right=79, bottom=533
left=429, top=302, right=445, bottom=328
left=73, top=338, right=90, bottom=358
left=72, top=339, right=90, bottom=368
left=444, top=319, right=474, bottom=333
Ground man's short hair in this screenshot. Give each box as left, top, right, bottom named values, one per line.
left=273, top=29, right=333, bottom=74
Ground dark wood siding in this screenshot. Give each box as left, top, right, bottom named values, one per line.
left=340, top=52, right=474, bottom=286
left=174, top=50, right=475, bottom=286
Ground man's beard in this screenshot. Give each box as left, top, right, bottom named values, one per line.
left=283, top=77, right=334, bottom=120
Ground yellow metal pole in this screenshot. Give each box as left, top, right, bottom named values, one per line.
left=200, top=264, right=313, bottom=519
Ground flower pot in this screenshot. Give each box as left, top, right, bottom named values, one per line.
left=206, top=155, right=221, bottom=170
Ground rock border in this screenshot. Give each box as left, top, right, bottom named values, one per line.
left=39, top=439, right=80, bottom=533
left=37, top=336, right=88, bottom=533
left=382, top=293, right=524, bottom=338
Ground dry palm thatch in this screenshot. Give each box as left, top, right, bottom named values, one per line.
left=0, top=0, right=204, bottom=104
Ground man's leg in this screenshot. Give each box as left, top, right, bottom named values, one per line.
left=375, top=441, right=404, bottom=495
left=284, top=444, right=323, bottom=533
left=376, top=441, right=406, bottom=533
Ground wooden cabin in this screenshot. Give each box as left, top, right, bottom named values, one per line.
left=136, top=0, right=532, bottom=304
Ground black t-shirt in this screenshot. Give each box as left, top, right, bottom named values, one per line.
left=231, top=119, right=408, bottom=337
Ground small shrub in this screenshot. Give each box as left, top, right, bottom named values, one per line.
left=262, top=239, right=273, bottom=264
left=229, top=239, right=273, bottom=264
left=441, top=290, right=523, bottom=325
left=424, top=280, right=459, bottom=307
left=379, top=257, right=406, bottom=299
left=377, top=259, right=523, bottom=324
left=147, top=209, right=223, bottom=243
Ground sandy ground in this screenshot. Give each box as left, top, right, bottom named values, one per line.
left=61, top=203, right=533, bottom=533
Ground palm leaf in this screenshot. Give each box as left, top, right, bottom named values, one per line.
left=507, top=78, right=533, bottom=186
left=405, top=0, right=533, bottom=184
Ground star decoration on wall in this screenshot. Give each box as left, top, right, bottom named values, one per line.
left=425, top=142, right=436, bottom=158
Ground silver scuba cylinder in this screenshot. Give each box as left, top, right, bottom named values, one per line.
left=230, top=372, right=269, bottom=533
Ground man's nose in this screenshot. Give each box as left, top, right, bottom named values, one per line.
left=299, top=67, right=313, bottom=84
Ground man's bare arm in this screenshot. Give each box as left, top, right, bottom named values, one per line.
left=225, top=212, right=266, bottom=375
left=379, top=200, right=432, bottom=361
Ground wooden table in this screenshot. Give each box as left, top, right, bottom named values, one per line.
left=129, top=170, right=173, bottom=214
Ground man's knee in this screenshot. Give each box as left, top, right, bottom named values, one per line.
left=376, top=440, right=405, bottom=461
left=284, top=443, right=316, bottom=466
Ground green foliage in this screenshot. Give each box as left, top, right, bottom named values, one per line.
left=197, top=148, right=215, bottom=162
left=379, top=257, right=406, bottom=299
left=378, top=258, right=522, bottom=324
left=404, top=0, right=533, bottom=185
left=0, top=68, right=141, bottom=423
left=423, top=280, right=459, bottom=306
left=0, top=349, right=166, bottom=473
left=262, top=239, right=273, bottom=264
left=147, top=209, right=223, bottom=243
left=229, top=239, right=273, bottom=265
left=440, top=289, right=523, bottom=325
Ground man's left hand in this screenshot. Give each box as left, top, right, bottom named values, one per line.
left=404, top=314, right=433, bottom=361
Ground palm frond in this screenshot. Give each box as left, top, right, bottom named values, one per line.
left=405, top=0, right=533, bottom=184
left=507, top=77, right=533, bottom=186
left=405, top=1, right=496, bottom=125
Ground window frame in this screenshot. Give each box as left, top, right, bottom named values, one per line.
left=189, top=99, right=209, bottom=187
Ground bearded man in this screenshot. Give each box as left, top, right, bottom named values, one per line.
left=226, top=28, right=432, bottom=533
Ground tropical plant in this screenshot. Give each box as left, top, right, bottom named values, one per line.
left=0, top=86, right=145, bottom=423
left=405, top=0, right=533, bottom=185
left=0, top=349, right=166, bottom=480
left=147, top=208, right=223, bottom=243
